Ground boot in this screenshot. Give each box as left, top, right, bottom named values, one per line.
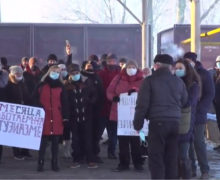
left=51, top=159, right=59, bottom=172
left=37, top=160, right=44, bottom=172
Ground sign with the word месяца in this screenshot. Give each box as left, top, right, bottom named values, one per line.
left=0, top=102, right=45, bottom=150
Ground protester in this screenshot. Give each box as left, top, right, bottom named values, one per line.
left=23, top=57, right=41, bottom=93
left=212, top=56, right=220, bottom=150
left=33, top=65, right=69, bottom=172
left=0, top=66, right=9, bottom=163
left=0, top=57, right=10, bottom=72
left=133, top=54, right=188, bottom=179
left=184, top=52, right=215, bottom=179
left=81, top=61, right=105, bottom=163
left=98, top=53, right=120, bottom=159
left=20, top=57, right=29, bottom=71
left=40, top=54, right=58, bottom=78
left=118, top=58, right=127, bottom=70
left=5, top=65, right=32, bottom=160
left=175, top=59, right=201, bottom=179
left=142, top=67, right=152, bottom=78
left=65, top=64, right=98, bottom=168
left=107, top=60, right=144, bottom=172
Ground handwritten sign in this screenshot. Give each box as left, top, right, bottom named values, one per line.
left=117, top=92, right=148, bottom=136
left=0, top=102, right=45, bottom=150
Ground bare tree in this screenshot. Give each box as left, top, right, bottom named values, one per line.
left=201, top=0, right=220, bottom=21
left=177, top=0, right=186, bottom=24
left=121, top=0, right=127, bottom=24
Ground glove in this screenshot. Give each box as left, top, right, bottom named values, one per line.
left=112, top=96, right=120, bottom=102
left=128, top=89, right=136, bottom=95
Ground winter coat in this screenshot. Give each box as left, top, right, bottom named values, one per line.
left=107, top=69, right=143, bottom=121
left=195, top=63, right=215, bottom=124
left=81, top=70, right=104, bottom=113
left=98, top=65, right=120, bottom=117
left=0, top=70, right=8, bottom=101
left=133, top=68, right=188, bottom=131
left=5, top=75, right=31, bottom=105
left=179, top=82, right=200, bottom=142
left=65, top=75, right=97, bottom=124
left=34, top=77, right=69, bottom=135
left=23, top=65, right=41, bottom=93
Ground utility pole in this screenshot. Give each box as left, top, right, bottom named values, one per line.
left=142, top=0, right=149, bottom=68
left=190, top=0, right=201, bottom=60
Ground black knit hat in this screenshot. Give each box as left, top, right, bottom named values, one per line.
left=154, top=54, right=174, bottom=65
left=183, top=52, right=197, bottom=62
left=67, top=63, right=80, bottom=73
left=47, top=54, right=57, bottom=62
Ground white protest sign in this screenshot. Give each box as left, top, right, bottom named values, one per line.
left=0, top=102, right=45, bottom=150
left=117, top=92, right=148, bottom=136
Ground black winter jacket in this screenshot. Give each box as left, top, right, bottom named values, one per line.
left=133, top=68, right=188, bottom=131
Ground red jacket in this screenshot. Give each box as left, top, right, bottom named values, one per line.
left=98, top=66, right=120, bottom=117
left=107, top=69, right=143, bottom=121
left=40, top=84, right=64, bottom=135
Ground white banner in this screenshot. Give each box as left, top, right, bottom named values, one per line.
left=117, top=92, right=148, bottom=136
left=0, top=102, right=45, bottom=150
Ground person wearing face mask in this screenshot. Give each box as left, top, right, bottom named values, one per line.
left=107, top=60, right=144, bottom=172
left=183, top=52, right=215, bottom=179
left=175, top=59, right=201, bottom=179
left=65, top=64, right=98, bottom=169
left=33, top=65, right=69, bottom=172
left=58, top=64, right=68, bottom=84
left=81, top=61, right=105, bottom=163
left=97, top=53, right=120, bottom=159
left=5, top=66, right=32, bottom=160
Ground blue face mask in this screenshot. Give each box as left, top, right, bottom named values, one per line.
left=71, top=74, right=80, bottom=81
left=49, top=71, right=59, bottom=80
left=61, top=71, right=68, bottom=78
left=216, top=62, right=220, bottom=69
left=139, top=131, right=145, bottom=142
left=175, top=69, right=185, bottom=77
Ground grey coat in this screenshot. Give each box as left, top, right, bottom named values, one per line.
left=133, top=68, right=188, bottom=131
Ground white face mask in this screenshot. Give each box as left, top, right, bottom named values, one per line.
left=126, top=68, right=137, bottom=76
left=15, top=76, right=23, bottom=81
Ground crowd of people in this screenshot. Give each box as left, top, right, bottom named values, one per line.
left=0, top=44, right=219, bottom=179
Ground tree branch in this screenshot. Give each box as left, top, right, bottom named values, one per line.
left=201, top=0, right=220, bottom=21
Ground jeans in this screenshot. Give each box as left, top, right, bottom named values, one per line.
left=148, top=121, right=179, bottom=179
left=179, top=142, right=190, bottom=160
left=107, top=121, right=117, bottom=155
left=189, top=124, right=209, bottom=174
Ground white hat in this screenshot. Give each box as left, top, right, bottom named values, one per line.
left=9, top=66, right=23, bottom=75
left=216, top=56, right=220, bottom=62
left=58, top=64, right=66, bottom=69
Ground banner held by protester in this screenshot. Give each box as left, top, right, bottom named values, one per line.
left=0, top=102, right=45, bottom=150
left=117, top=92, right=148, bottom=136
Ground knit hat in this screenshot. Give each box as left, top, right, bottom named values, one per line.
left=9, top=66, right=23, bottom=75
left=47, top=54, right=57, bottom=62
left=183, top=52, right=197, bottom=62
left=67, top=64, right=80, bottom=73
left=58, top=64, right=66, bottom=70
left=154, top=54, right=174, bottom=65
left=107, top=53, right=117, bottom=60
left=216, top=56, right=220, bottom=62
left=126, top=60, right=138, bottom=69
